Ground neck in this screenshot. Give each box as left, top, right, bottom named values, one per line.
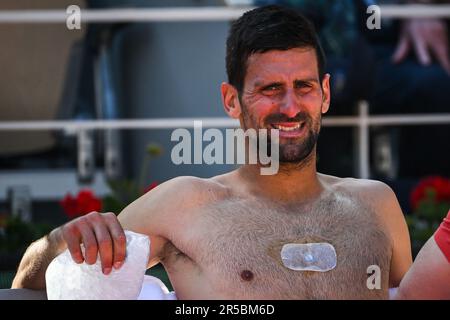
left=237, top=150, right=323, bottom=202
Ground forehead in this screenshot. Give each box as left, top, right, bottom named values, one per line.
left=245, top=48, right=319, bottom=84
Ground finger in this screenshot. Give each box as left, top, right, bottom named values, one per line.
left=89, top=216, right=114, bottom=275
left=392, top=35, right=410, bottom=63
left=432, top=39, right=450, bottom=74
left=103, top=212, right=127, bottom=270
left=77, top=219, right=98, bottom=265
left=412, top=36, right=431, bottom=66
left=62, top=224, right=84, bottom=264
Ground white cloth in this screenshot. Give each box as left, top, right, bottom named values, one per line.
left=389, top=287, right=399, bottom=300
left=137, top=275, right=177, bottom=300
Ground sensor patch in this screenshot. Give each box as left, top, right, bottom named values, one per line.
left=280, top=242, right=337, bottom=272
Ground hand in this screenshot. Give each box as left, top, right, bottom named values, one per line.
left=392, top=18, right=450, bottom=74
left=57, top=211, right=126, bottom=275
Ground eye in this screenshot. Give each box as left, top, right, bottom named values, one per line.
left=261, top=84, right=281, bottom=95
left=295, top=83, right=313, bottom=94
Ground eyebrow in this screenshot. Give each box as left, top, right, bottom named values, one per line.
left=298, top=78, right=319, bottom=83
left=254, top=78, right=319, bottom=88
left=255, top=81, right=283, bottom=89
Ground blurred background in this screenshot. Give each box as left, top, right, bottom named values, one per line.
left=0, top=0, right=449, bottom=289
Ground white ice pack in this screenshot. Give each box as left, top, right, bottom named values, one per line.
left=46, top=230, right=150, bottom=300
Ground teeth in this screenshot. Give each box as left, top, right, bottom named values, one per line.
left=273, top=123, right=301, bottom=131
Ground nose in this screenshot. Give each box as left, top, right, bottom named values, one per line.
left=280, top=88, right=302, bottom=119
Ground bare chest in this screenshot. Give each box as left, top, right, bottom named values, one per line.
left=171, top=193, right=392, bottom=299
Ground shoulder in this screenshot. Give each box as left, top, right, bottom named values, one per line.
left=321, top=174, right=397, bottom=205
left=344, top=178, right=398, bottom=211
left=129, top=175, right=230, bottom=216
left=320, top=174, right=402, bottom=219
left=149, top=175, right=230, bottom=203
left=331, top=176, right=405, bottom=227
left=118, top=176, right=229, bottom=236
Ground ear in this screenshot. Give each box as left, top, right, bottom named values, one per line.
left=320, top=73, right=331, bottom=114
left=221, top=82, right=242, bottom=119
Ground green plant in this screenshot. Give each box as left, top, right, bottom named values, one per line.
left=0, top=214, right=53, bottom=255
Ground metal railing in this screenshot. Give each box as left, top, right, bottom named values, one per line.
left=0, top=5, right=449, bottom=23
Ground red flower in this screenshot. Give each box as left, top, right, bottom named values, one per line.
left=60, top=189, right=102, bottom=219
left=142, top=181, right=159, bottom=194
left=60, top=194, right=79, bottom=218
left=77, top=190, right=102, bottom=214
left=410, top=176, right=450, bottom=210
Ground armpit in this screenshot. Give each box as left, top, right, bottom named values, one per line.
left=160, top=241, right=194, bottom=265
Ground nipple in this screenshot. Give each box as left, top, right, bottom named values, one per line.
left=240, top=270, right=254, bottom=281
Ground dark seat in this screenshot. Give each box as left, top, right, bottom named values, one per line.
left=0, top=288, right=47, bottom=300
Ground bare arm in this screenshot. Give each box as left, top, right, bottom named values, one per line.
left=12, top=176, right=203, bottom=290
left=11, top=211, right=130, bottom=290
left=381, top=186, right=413, bottom=287
left=358, top=180, right=413, bottom=287
left=393, top=237, right=450, bottom=299
left=393, top=211, right=450, bottom=299
left=11, top=228, right=66, bottom=289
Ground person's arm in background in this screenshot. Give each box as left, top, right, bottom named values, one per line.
left=392, top=210, right=450, bottom=299
left=392, top=0, right=450, bottom=74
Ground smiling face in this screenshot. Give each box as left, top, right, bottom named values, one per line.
left=226, top=47, right=330, bottom=163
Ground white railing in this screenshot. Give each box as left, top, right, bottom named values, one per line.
left=0, top=170, right=110, bottom=202
left=377, top=4, right=450, bottom=18
left=0, top=7, right=253, bottom=23
left=0, top=5, right=449, bottom=23
left=2, top=110, right=450, bottom=131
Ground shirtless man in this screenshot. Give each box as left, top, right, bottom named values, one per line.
left=12, top=5, right=413, bottom=299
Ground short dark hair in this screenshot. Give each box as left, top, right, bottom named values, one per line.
left=226, top=5, right=326, bottom=93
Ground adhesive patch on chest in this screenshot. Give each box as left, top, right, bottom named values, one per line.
left=280, top=242, right=337, bottom=272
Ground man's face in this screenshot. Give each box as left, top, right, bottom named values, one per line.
left=239, top=48, right=330, bottom=163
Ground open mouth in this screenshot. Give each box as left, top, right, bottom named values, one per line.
left=269, top=122, right=306, bottom=138
left=271, top=122, right=305, bottom=131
